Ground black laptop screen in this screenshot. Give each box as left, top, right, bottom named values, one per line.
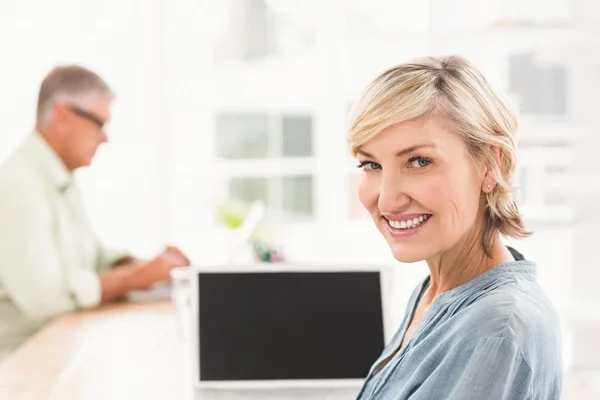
left=197, top=271, right=385, bottom=381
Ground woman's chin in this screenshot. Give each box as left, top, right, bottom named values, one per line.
left=389, top=245, right=429, bottom=264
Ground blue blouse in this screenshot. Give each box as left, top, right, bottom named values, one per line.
left=357, top=260, right=563, bottom=399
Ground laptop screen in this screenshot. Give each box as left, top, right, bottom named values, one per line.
left=197, top=271, right=385, bottom=382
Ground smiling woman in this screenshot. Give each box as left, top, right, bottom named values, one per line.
left=348, top=55, right=563, bottom=400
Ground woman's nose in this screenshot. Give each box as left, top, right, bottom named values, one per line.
left=378, top=172, right=411, bottom=213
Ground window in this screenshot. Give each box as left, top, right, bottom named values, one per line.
left=516, top=144, right=572, bottom=220
left=282, top=116, right=313, bottom=157
left=216, top=113, right=269, bottom=159
left=543, top=165, right=569, bottom=207
left=508, top=52, right=567, bottom=116
left=215, top=112, right=314, bottom=221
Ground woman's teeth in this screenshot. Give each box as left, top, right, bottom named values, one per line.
left=388, top=214, right=431, bottom=230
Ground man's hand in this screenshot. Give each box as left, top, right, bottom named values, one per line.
left=161, top=246, right=190, bottom=268
left=127, top=246, right=190, bottom=291
left=99, top=246, right=191, bottom=303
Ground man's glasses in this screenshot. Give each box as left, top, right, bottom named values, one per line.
left=67, top=105, right=107, bottom=131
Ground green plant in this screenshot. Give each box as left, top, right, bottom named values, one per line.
left=214, top=200, right=248, bottom=229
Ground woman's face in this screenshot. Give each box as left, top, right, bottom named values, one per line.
left=356, top=115, right=487, bottom=263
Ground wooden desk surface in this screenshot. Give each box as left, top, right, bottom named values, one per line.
left=0, top=300, right=195, bottom=400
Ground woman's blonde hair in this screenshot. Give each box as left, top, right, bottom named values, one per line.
left=348, top=55, right=530, bottom=256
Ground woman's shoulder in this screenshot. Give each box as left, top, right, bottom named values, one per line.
left=449, top=267, right=562, bottom=370
left=437, top=256, right=558, bottom=337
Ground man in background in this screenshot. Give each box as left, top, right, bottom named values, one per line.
left=0, top=66, right=190, bottom=362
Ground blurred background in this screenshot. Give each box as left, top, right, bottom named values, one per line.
left=0, top=0, right=599, bottom=396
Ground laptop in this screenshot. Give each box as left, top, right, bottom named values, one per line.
left=190, top=264, right=391, bottom=399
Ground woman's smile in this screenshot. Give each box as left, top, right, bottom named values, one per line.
left=383, top=214, right=433, bottom=238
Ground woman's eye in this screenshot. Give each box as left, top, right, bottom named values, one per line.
left=357, top=161, right=381, bottom=171
left=408, top=156, right=432, bottom=169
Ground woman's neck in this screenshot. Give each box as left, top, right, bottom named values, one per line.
left=422, top=233, right=515, bottom=305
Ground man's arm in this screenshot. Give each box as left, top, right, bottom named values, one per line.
left=97, top=255, right=175, bottom=303
left=97, top=247, right=135, bottom=271
left=110, top=256, right=137, bottom=267
left=0, top=183, right=188, bottom=313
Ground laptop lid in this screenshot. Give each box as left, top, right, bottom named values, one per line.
left=191, top=264, right=391, bottom=389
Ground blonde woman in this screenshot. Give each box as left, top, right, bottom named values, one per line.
left=349, top=56, right=562, bottom=399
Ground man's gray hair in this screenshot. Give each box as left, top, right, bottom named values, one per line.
left=36, top=65, right=114, bottom=126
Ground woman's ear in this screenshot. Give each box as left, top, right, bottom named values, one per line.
left=482, top=145, right=503, bottom=193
